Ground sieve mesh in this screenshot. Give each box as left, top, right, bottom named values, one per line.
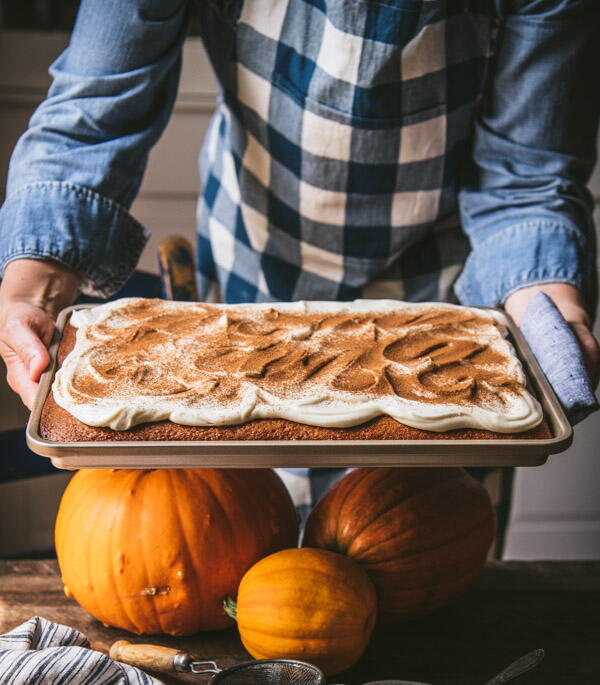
left=211, top=659, right=325, bottom=685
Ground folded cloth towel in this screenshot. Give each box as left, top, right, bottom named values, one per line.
left=520, top=292, right=599, bottom=425
left=0, top=617, right=162, bottom=685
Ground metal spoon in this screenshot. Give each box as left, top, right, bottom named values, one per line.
left=483, top=648, right=545, bottom=685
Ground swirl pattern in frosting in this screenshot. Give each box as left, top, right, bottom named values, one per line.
left=52, top=298, right=543, bottom=433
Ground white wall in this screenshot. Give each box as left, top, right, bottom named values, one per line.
left=0, top=31, right=598, bottom=558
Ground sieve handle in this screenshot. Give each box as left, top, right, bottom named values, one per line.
left=109, top=639, right=194, bottom=673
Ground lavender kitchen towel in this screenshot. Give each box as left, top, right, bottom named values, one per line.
left=0, top=617, right=161, bottom=685
left=520, top=292, right=599, bottom=425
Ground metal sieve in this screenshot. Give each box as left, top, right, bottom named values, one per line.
left=195, top=658, right=326, bottom=684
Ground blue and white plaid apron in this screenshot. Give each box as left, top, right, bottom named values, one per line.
left=194, top=0, right=502, bottom=528
left=196, top=0, right=495, bottom=305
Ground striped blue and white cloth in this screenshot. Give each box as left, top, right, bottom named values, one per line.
left=0, top=617, right=160, bottom=684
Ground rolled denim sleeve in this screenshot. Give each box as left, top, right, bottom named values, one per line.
left=0, top=0, right=189, bottom=296
left=455, top=0, right=600, bottom=316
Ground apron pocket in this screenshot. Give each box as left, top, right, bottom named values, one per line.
left=270, top=0, right=446, bottom=122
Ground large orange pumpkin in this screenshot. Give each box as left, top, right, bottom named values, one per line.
left=303, top=467, right=495, bottom=623
left=55, top=468, right=298, bottom=635
left=228, top=548, right=377, bottom=675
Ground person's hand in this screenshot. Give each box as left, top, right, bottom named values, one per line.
left=0, top=259, right=81, bottom=409
left=504, top=283, right=600, bottom=390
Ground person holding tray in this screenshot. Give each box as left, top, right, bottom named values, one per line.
left=0, top=2, right=598, bottom=529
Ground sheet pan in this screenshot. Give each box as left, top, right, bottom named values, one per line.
left=26, top=304, right=573, bottom=469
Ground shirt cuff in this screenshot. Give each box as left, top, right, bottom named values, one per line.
left=0, top=181, right=149, bottom=298
left=453, top=221, right=594, bottom=310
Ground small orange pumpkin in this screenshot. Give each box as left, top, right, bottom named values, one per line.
left=55, top=468, right=298, bottom=635
left=303, top=467, right=495, bottom=623
left=227, top=547, right=377, bottom=676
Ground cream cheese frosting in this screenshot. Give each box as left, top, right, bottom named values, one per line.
left=52, top=298, right=543, bottom=433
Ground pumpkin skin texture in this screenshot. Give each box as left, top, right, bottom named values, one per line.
left=234, top=548, right=377, bottom=676
left=303, top=468, right=495, bottom=624
left=55, top=468, right=298, bottom=635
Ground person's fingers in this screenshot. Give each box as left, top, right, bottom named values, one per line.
left=0, top=305, right=56, bottom=407
left=569, top=322, right=600, bottom=390
left=0, top=260, right=81, bottom=409
left=2, top=316, right=52, bottom=382
left=0, top=341, right=40, bottom=410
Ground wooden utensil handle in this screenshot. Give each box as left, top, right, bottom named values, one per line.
left=157, top=235, right=198, bottom=302
left=109, top=639, right=192, bottom=673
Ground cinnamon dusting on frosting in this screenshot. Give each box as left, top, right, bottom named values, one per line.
left=52, top=298, right=543, bottom=433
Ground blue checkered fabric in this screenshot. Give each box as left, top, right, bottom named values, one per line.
left=196, top=0, right=494, bottom=305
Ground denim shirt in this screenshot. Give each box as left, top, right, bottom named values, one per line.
left=0, top=0, right=598, bottom=314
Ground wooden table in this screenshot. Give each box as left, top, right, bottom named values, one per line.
left=0, top=560, right=598, bottom=684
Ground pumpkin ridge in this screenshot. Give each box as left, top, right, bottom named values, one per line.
left=354, top=512, right=494, bottom=564
left=344, top=474, right=479, bottom=554
left=270, top=469, right=300, bottom=536
left=146, top=471, right=176, bottom=634
left=208, top=471, right=252, bottom=619
left=55, top=469, right=90, bottom=552
left=240, top=629, right=368, bottom=650
left=159, top=470, right=191, bottom=633
left=361, top=523, right=493, bottom=571
left=241, top=565, right=368, bottom=598
left=110, top=471, right=146, bottom=634
left=207, top=470, right=251, bottom=605
left=69, top=474, right=92, bottom=619
left=168, top=469, right=212, bottom=631
left=56, top=471, right=89, bottom=573
left=221, top=469, right=268, bottom=595
left=100, top=472, right=143, bottom=632
left=74, top=472, right=114, bottom=628
left=238, top=598, right=368, bottom=623
left=128, top=470, right=160, bottom=634
left=334, top=468, right=373, bottom=551
left=239, top=621, right=372, bottom=640
left=238, top=594, right=369, bottom=621
left=242, top=470, right=293, bottom=548
left=230, top=470, right=284, bottom=552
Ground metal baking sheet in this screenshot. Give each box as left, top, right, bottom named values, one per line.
left=26, top=303, right=573, bottom=469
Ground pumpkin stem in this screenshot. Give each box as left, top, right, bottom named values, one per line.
left=223, top=596, right=238, bottom=620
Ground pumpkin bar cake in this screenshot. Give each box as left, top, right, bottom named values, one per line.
left=40, top=298, right=550, bottom=442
